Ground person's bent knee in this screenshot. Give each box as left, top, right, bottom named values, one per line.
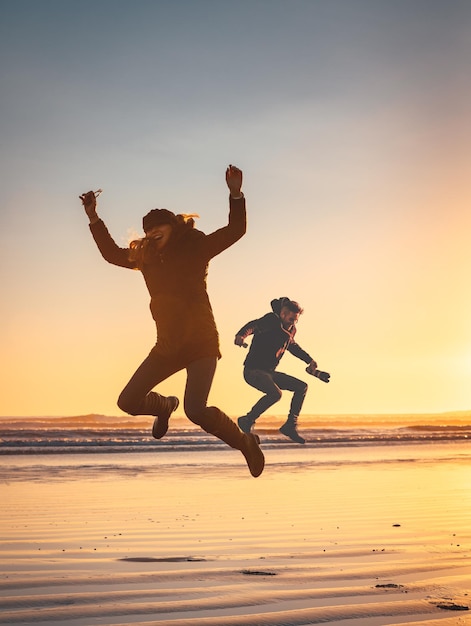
left=184, top=400, right=208, bottom=426
left=269, top=388, right=283, bottom=403
left=292, top=379, right=308, bottom=394
left=184, top=407, right=214, bottom=431
left=184, top=407, right=200, bottom=424
left=117, top=391, right=141, bottom=416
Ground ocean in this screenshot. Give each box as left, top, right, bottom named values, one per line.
left=3, top=411, right=471, bottom=449
left=1, top=413, right=470, bottom=456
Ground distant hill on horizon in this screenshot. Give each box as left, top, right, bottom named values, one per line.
left=1, top=410, right=471, bottom=429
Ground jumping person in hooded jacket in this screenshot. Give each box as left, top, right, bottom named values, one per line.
left=79, top=165, right=264, bottom=477
left=235, top=297, right=327, bottom=444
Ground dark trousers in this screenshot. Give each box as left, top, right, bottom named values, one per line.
left=117, top=348, right=218, bottom=427
left=117, top=347, right=246, bottom=451
left=243, top=368, right=307, bottom=422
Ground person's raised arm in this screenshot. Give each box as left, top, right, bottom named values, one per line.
left=201, top=165, right=246, bottom=260
left=79, top=190, right=136, bottom=269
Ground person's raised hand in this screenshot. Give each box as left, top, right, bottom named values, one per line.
left=79, top=190, right=98, bottom=220
left=226, top=164, right=243, bottom=197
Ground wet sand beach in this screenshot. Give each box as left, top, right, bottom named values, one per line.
left=1, top=442, right=471, bottom=625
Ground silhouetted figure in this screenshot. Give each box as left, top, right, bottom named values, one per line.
left=80, top=166, right=264, bottom=477
left=235, top=297, right=329, bottom=444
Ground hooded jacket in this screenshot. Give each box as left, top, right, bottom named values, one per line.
left=89, top=196, right=246, bottom=361
left=236, top=297, right=313, bottom=371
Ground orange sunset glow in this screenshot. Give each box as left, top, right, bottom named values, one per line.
left=1, top=1, right=470, bottom=419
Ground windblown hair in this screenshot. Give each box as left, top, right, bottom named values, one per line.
left=283, top=299, right=304, bottom=315
left=128, top=213, right=199, bottom=269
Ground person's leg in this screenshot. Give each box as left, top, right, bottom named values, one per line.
left=272, top=371, right=308, bottom=444
left=272, top=371, right=308, bottom=418
left=117, top=350, right=180, bottom=439
left=184, top=357, right=265, bottom=478
left=238, top=369, right=282, bottom=432
left=183, top=356, right=217, bottom=421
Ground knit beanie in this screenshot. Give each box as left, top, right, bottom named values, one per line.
left=142, top=208, right=177, bottom=232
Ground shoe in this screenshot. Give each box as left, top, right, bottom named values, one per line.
left=279, top=421, right=305, bottom=444
left=240, top=433, right=265, bottom=477
left=237, top=415, right=255, bottom=433
left=152, top=396, right=179, bottom=439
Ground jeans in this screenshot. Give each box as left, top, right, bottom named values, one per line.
left=243, top=368, right=307, bottom=421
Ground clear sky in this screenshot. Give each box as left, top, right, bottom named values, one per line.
left=1, top=0, right=470, bottom=418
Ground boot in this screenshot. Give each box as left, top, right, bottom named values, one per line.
left=202, top=407, right=265, bottom=478
left=237, top=415, right=256, bottom=433
left=152, top=396, right=179, bottom=439
left=279, top=414, right=305, bottom=444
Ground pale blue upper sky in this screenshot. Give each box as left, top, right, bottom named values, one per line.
left=1, top=1, right=470, bottom=417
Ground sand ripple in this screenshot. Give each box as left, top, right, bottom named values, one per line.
left=1, top=446, right=470, bottom=625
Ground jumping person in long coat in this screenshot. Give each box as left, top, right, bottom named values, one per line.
left=80, top=165, right=264, bottom=477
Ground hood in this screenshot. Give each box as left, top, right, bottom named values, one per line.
left=270, top=297, right=291, bottom=315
